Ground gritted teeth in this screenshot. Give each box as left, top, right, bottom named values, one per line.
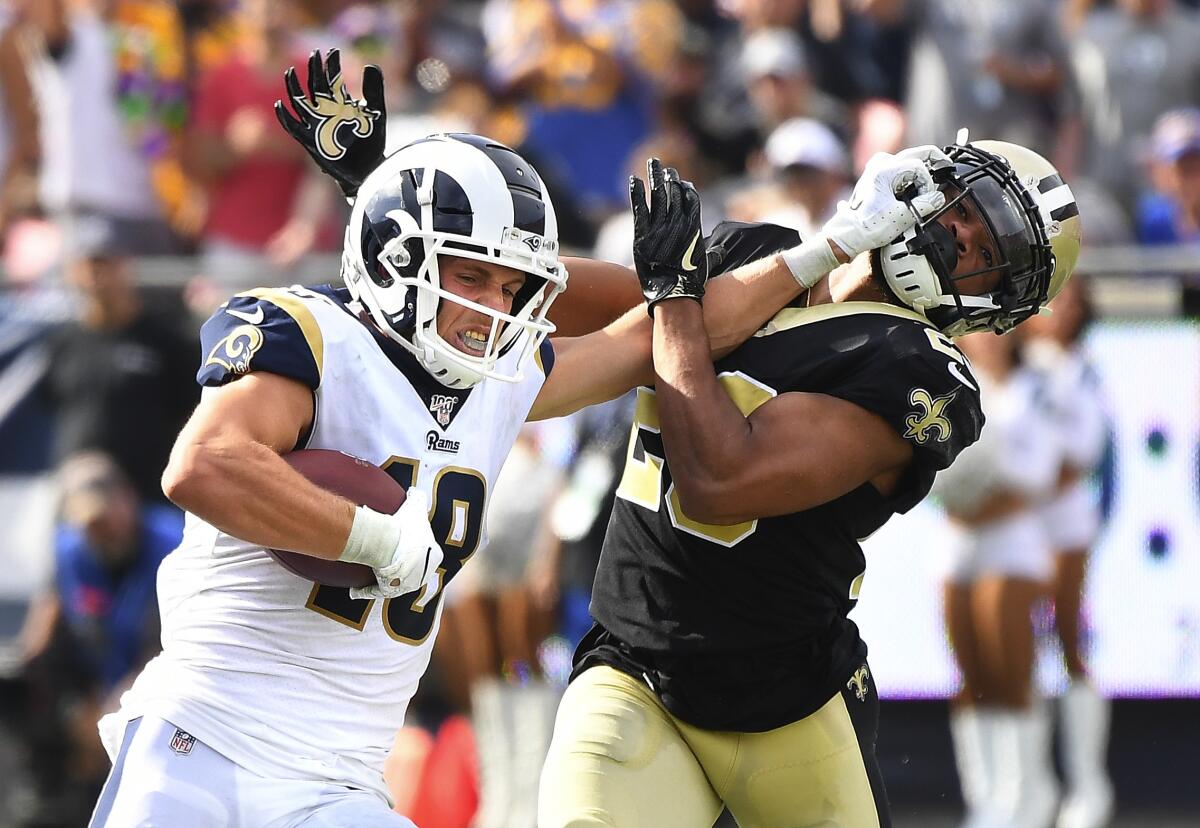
left=458, top=330, right=488, bottom=354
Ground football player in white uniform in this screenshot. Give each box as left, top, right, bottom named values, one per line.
left=87, top=54, right=941, bottom=827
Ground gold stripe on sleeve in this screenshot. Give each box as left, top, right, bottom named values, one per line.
left=756, top=301, right=934, bottom=338
left=242, top=288, right=326, bottom=381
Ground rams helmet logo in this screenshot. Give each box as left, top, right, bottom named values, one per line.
left=904, top=387, right=958, bottom=444
left=847, top=665, right=871, bottom=702
left=293, top=71, right=379, bottom=161
left=205, top=324, right=264, bottom=375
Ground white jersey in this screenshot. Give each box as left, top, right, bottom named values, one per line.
left=103, top=286, right=552, bottom=801
left=932, top=366, right=1060, bottom=518
left=1024, top=338, right=1107, bottom=474
left=1024, top=338, right=1109, bottom=548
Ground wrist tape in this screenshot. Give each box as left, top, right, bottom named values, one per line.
left=780, top=236, right=840, bottom=289
left=339, top=505, right=401, bottom=570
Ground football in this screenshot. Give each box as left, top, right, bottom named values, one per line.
left=268, top=449, right=406, bottom=589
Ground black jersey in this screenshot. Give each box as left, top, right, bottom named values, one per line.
left=577, top=222, right=985, bottom=732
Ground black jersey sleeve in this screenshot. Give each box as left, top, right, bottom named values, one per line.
left=727, top=305, right=985, bottom=513
left=705, top=221, right=801, bottom=276
left=828, top=320, right=984, bottom=511
left=196, top=289, right=325, bottom=389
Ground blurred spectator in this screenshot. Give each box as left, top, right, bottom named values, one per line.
left=438, top=424, right=567, bottom=828
left=739, top=27, right=843, bottom=135
left=481, top=0, right=681, bottom=214
left=24, top=0, right=195, bottom=256
left=38, top=229, right=199, bottom=505
left=542, top=395, right=635, bottom=649
left=1023, top=279, right=1116, bottom=828
left=1072, top=0, right=1200, bottom=207
left=188, top=0, right=326, bottom=296
left=900, top=0, right=1080, bottom=168
left=0, top=5, right=41, bottom=244
left=12, top=452, right=180, bottom=828
left=1135, top=107, right=1200, bottom=313
left=179, top=0, right=245, bottom=80
left=656, top=21, right=760, bottom=178
left=1135, top=107, right=1200, bottom=244
left=932, top=332, right=1063, bottom=828
left=725, top=116, right=850, bottom=236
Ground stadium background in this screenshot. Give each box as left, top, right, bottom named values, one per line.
left=1, top=0, right=1199, bottom=826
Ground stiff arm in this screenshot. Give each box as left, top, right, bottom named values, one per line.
left=529, top=252, right=806, bottom=421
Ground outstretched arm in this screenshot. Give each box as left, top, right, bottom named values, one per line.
left=532, top=153, right=943, bottom=420
left=531, top=252, right=812, bottom=420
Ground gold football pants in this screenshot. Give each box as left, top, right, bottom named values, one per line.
left=538, top=665, right=888, bottom=828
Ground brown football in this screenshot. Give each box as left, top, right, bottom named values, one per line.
left=268, top=449, right=406, bottom=589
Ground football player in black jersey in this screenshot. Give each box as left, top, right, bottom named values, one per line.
left=538, top=142, right=1082, bottom=828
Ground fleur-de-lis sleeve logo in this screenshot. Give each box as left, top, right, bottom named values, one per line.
left=903, top=388, right=958, bottom=444
left=294, top=72, right=379, bottom=161
left=847, top=665, right=871, bottom=702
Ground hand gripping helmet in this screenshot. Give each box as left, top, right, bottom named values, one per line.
left=341, top=133, right=568, bottom=388
left=878, top=138, right=1082, bottom=336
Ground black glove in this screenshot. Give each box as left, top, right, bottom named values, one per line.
left=630, top=158, right=707, bottom=315
left=275, top=49, right=386, bottom=199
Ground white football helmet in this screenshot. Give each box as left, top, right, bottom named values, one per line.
left=341, top=133, right=568, bottom=388
left=878, top=138, right=1082, bottom=336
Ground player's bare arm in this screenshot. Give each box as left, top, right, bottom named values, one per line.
left=652, top=300, right=913, bottom=523
left=550, top=257, right=644, bottom=336
left=161, top=371, right=356, bottom=559
left=530, top=152, right=950, bottom=420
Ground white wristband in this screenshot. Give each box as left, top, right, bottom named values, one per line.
left=339, top=505, right=401, bottom=569
left=780, top=236, right=840, bottom=289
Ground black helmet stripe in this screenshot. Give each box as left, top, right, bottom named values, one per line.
left=1037, top=173, right=1079, bottom=222
left=1037, top=174, right=1065, bottom=194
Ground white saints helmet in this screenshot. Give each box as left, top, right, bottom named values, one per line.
left=341, top=133, right=568, bottom=388
left=878, top=138, right=1083, bottom=336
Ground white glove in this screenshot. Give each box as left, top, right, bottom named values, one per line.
left=340, top=489, right=444, bottom=600
left=780, top=151, right=947, bottom=289
left=822, top=151, right=946, bottom=260
left=896, top=144, right=952, bottom=168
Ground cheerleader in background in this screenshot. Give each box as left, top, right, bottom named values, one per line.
left=1023, top=278, right=1114, bottom=828
left=934, top=331, right=1062, bottom=828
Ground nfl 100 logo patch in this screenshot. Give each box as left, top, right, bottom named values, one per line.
left=429, top=394, right=457, bottom=427
left=169, top=728, right=196, bottom=756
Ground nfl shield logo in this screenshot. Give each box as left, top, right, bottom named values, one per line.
left=429, top=395, right=457, bottom=427
left=169, top=728, right=196, bottom=756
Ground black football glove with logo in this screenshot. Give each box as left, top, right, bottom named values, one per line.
left=275, top=49, right=386, bottom=199
left=630, top=158, right=708, bottom=315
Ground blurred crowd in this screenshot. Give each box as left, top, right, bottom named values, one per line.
left=0, top=0, right=1199, bottom=281
left=0, top=0, right=1191, bottom=826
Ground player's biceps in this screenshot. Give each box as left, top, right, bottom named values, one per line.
left=186, top=377, right=306, bottom=449
left=744, top=401, right=902, bottom=511
left=164, top=377, right=309, bottom=493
